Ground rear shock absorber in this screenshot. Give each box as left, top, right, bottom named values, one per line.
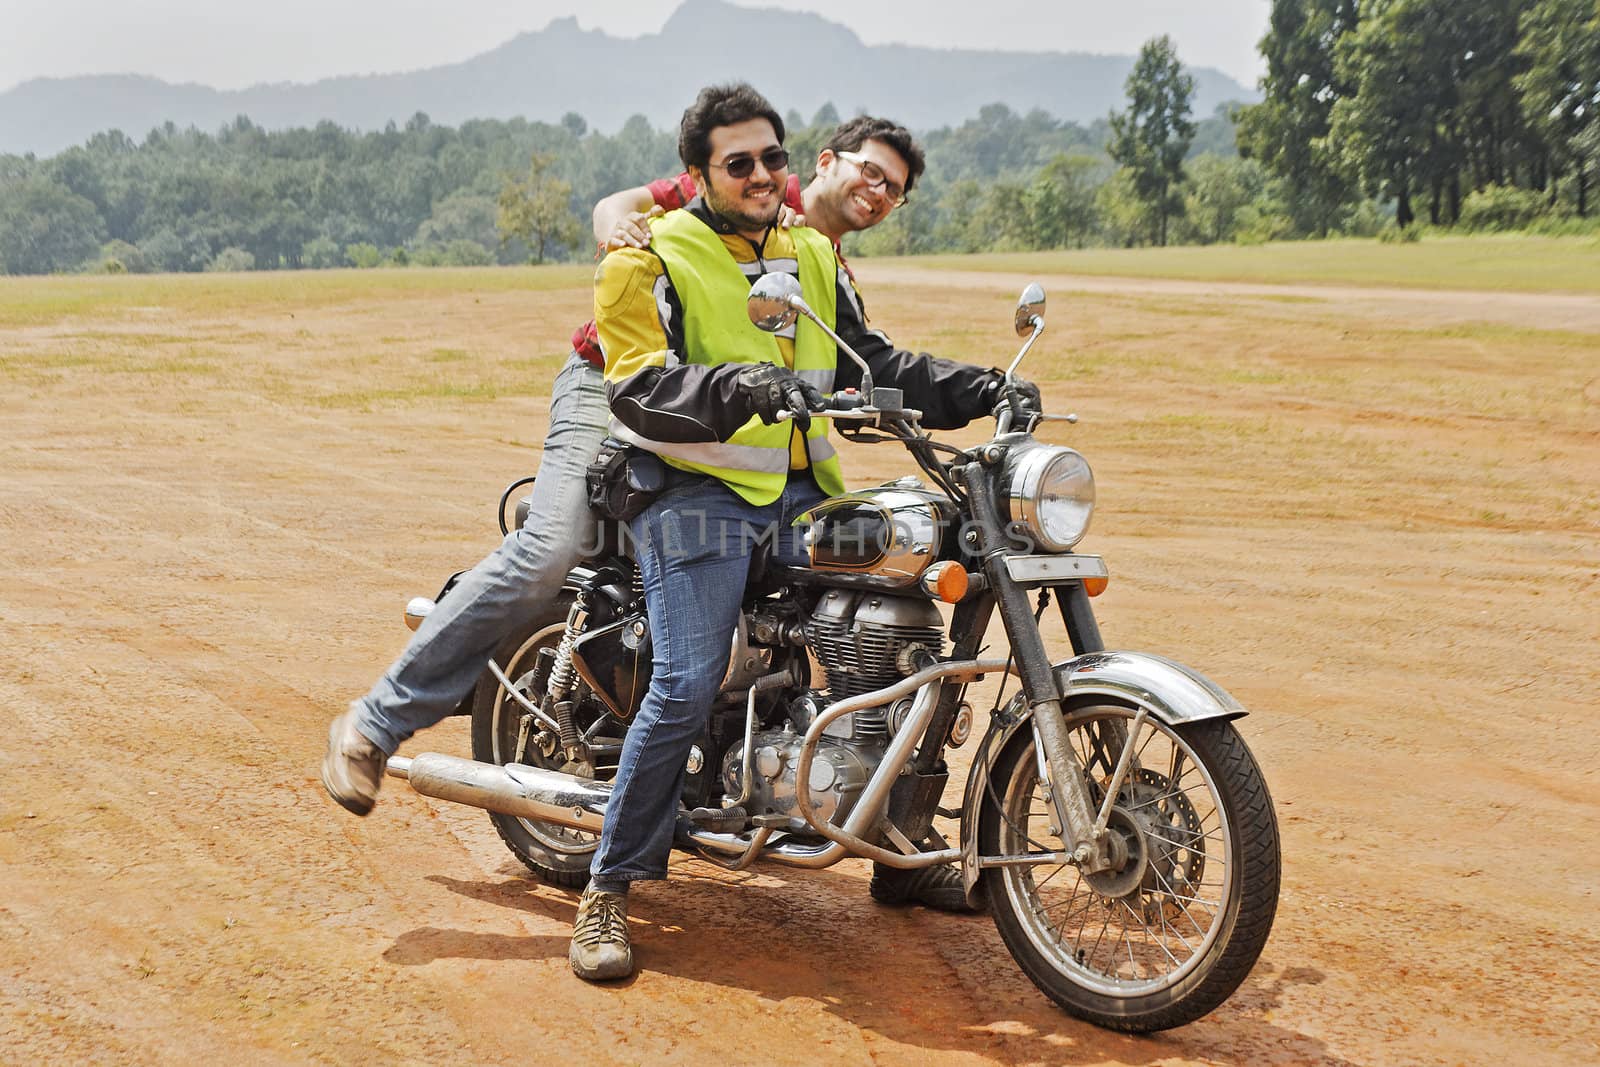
left=546, top=592, right=590, bottom=761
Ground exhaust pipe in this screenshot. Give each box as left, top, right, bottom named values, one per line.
left=387, top=752, right=609, bottom=834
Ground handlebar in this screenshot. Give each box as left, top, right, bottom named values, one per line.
left=773, top=388, right=921, bottom=425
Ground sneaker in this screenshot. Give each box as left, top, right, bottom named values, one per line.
left=869, top=862, right=985, bottom=913
left=320, top=711, right=387, bottom=816
left=570, top=887, right=633, bottom=981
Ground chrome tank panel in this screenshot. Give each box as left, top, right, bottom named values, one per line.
left=795, top=484, right=956, bottom=588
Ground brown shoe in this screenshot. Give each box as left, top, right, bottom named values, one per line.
left=320, top=711, right=387, bottom=816
left=570, top=887, right=633, bottom=981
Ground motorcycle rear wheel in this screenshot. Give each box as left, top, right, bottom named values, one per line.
left=469, top=594, right=609, bottom=888
left=978, top=700, right=1279, bottom=1032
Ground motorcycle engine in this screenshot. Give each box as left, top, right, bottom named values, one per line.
left=720, top=724, right=879, bottom=834
left=720, top=591, right=946, bottom=833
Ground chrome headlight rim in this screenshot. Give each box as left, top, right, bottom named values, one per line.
left=1004, top=443, right=1095, bottom=553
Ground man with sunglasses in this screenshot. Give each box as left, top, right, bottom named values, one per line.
left=592, top=113, right=914, bottom=263
left=322, top=111, right=992, bottom=811
left=571, top=83, right=1029, bottom=982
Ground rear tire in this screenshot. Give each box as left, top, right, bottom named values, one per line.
left=978, top=702, right=1279, bottom=1032
left=469, top=594, right=598, bottom=888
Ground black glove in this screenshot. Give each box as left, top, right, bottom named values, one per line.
left=981, top=372, right=1043, bottom=417
left=735, top=363, right=825, bottom=431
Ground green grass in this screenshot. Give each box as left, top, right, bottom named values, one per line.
left=7, top=235, right=1595, bottom=333
left=890, top=235, right=1600, bottom=294
left=0, top=263, right=594, bottom=327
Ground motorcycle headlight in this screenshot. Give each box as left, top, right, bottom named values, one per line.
left=1004, top=444, right=1095, bottom=551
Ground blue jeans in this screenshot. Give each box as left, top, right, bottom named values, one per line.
left=351, top=353, right=610, bottom=755
left=590, top=474, right=825, bottom=888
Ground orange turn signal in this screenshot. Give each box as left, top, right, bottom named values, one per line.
left=921, top=561, right=970, bottom=603
left=1083, top=576, right=1109, bottom=597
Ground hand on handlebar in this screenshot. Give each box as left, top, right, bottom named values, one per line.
left=736, top=364, right=825, bottom=431
left=985, top=374, right=1042, bottom=420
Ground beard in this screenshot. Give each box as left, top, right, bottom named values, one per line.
left=704, top=180, right=782, bottom=233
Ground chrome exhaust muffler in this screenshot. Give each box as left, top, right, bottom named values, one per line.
left=387, top=753, right=609, bottom=834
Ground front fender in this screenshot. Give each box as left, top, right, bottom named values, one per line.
left=958, top=650, right=1247, bottom=900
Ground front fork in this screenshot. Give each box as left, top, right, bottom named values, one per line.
left=960, top=459, right=1118, bottom=874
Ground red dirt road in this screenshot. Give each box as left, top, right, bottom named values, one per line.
left=2, top=265, right=1596, bottom=1065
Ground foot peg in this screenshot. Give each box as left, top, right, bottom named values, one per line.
left=690, top=805, right=749, bottom=833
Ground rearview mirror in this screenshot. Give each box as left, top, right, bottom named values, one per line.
left=748, top=272, right=804, bottom=332
left=1014, top=283, right=1046, bottom=337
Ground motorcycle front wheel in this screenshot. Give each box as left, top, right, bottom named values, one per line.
left=469, top=593, right=612, bottom=888
left=978, top=700, right=1279, bottom=1032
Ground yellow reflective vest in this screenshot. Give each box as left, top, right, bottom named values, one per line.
left=614, top=209, right=846, bottom=506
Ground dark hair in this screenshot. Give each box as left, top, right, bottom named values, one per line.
left=677, top=83, right=786, bottom=171
left=823, top=116, right=926, bottom=194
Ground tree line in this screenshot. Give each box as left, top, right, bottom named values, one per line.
left=5, top=2, right=1594, bottom=277
left=0, top=87, right=1249, bottom=276
left=1236, top=0, right=1600, bottom=233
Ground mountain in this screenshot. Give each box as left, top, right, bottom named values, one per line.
left=0, top=0, right=1256, bottom=157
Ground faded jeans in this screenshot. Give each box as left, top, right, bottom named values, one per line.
left=590, top=474, right=825, bottom=889
left=351, top=353, right=610, bottom=755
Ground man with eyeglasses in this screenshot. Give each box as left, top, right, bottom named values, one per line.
left=570, top=83, right=1028, bottom=981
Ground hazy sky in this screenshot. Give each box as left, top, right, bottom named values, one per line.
left=4, top=1, right=1272, bottom=94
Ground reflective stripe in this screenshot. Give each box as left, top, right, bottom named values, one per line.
left=758, top=257, right=800, bottom=274
left=797, top=367, right=835, bottom=392
left=838, top=266, right=864, bottom=317
left=610, top=422, right=793, bottom=473
left=652, top=275, right=674, bottom=339
left=802, top=434, right=838, bottom=463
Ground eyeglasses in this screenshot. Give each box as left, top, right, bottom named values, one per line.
left=708, top=147, right=790, bottom=179
left=835, top=150, right=908, bottom=207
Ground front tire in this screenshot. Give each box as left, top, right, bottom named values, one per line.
left=469, top=595, right=601, bottom=888
left=978, top=701, right=1279, bottom=1032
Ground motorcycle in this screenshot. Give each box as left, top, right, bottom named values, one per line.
left=388, top=278, right=1280, bottom=1032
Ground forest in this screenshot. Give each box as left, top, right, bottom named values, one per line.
left=2, top=0, right=1596, bottom=276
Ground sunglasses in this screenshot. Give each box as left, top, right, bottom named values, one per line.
left=835, top=150, right=908, bottom=207
left=708, top=147, right=791, bottom=179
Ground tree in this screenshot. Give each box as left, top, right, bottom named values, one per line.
left=1095, top=169, right=1155, bottom=248
left=496, top=151, right=582, bottom=264
left=301, top=236, right=343, bottom=269
left=931, top=180, right=985, bottom=252
left=969, top=181, right=1036, bottom=250
left=414, top=190, right=500, bottom=250
left=1026, top=153, right=1106, bottom=249
left=205, top=246, right=255, bottom=272
left=0, top=177, right=106, bottom=274
left=1108, top=36, right=1197, bottom=245
left=1328, top=1, right=1441, bottom=227
left=94, top=238, right=150, bottom=273
left=1331, top=0, right=1533, bottom=229
left=1517, top=0, right=1600, bottom=215
left=1235, top=0, right=1362, bottom=235
left=1177, top=156, right=1269, bottom=244
left=344, top=242, right=384, bottom=268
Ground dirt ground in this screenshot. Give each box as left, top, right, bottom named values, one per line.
left=2, top=262, right=1597, bottom=1066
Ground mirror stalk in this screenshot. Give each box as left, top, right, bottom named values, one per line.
left=748, top=272, right=875, bottom=403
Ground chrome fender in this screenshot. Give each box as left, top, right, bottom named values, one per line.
left=958, top=650, right=1247, bottom=900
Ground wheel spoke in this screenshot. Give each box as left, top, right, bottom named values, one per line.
left=1142, top=853, right=1215, bottom=940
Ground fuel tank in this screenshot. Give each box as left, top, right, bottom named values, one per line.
left=793, top=479, right=957, bottom=589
